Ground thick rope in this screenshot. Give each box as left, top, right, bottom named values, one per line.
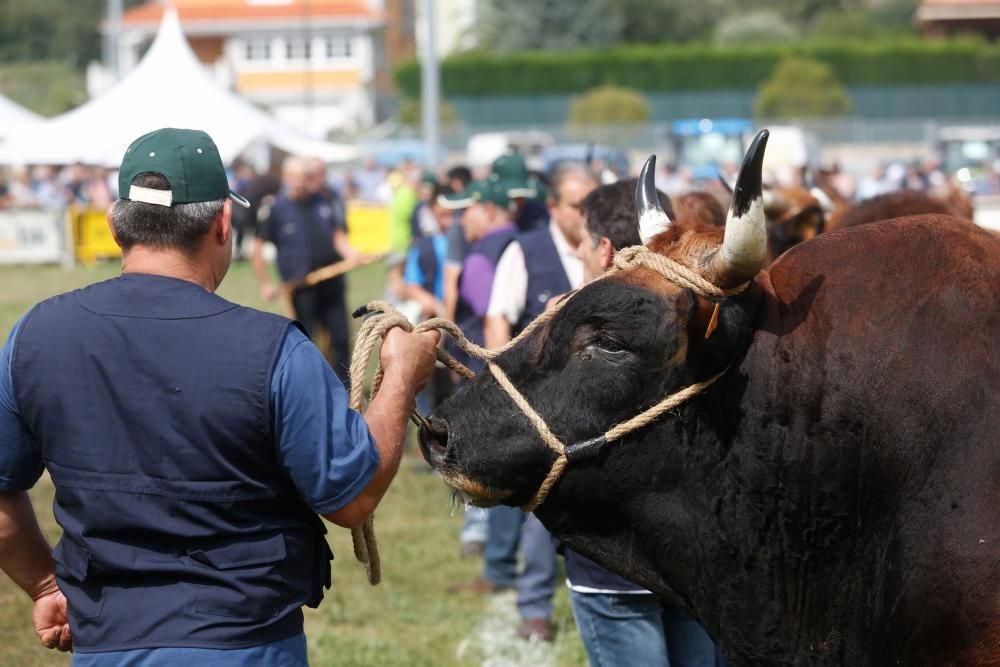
left=345, top=246, right=737, bottom=581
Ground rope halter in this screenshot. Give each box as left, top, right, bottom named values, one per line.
left=347, top=245, right=743, bottom=582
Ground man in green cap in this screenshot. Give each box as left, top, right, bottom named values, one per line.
left=0, top=128, right=439, bottom=664
left=492, top=151, right=549, bottom=233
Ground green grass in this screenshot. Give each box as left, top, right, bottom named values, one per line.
left=0, top=261, right=587, bottom=666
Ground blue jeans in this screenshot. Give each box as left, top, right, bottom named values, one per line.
left=482, top=508, right=556, bottom=621
left=516, top=513, right=556, bottom=621
left=570, top=591, right=728, bottom=667
left=483, top=505, right=523, bottom=587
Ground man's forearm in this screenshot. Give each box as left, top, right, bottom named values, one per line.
left=250, top=240, right=273, bottom=286
left=0, top=492, right=57, bottom=600
left=484, top=315, right=512, bottom=350
left=325, top=371, right=416, bottom=526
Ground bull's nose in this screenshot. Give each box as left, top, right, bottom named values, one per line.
left=418, top=415, right=449, bottom=468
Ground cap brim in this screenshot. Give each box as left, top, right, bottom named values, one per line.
left=507, top=187, right=537, bottom=198
left=230, top=191, right=251, bottom=209
left=438, top=194, right=474, bottom=210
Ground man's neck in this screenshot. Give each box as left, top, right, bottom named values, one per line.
left=121, top=247, right=217, bottom=292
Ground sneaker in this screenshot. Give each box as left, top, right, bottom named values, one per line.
left=446, top=575, right=512, bottom=594
left=517, top=617, right=553, bottom=642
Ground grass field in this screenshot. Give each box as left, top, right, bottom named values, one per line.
left=0, top=261, right=587, bottom=666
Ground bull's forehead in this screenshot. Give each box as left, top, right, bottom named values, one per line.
left=611, top=265, right=688, bottom=301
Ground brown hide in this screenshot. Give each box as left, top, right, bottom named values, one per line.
left=830, top=190, right=969, bottom=230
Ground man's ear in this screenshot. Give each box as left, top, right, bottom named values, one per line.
left=216, top=199, right=233, bottom=245
left=106, top=203, right=122, bottom=248
left=600, top=237, right=615, bottom=270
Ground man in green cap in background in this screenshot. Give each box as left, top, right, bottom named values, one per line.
left=0, top=128, right=439, bottom=665
left=491, top=150, right=549, bottom=233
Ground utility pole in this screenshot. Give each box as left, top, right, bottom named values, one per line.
left=104, top=0, right=123, bottom=79
left=419, top=0, right=440, bottom=167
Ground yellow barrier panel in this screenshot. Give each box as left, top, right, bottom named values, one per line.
left=72, top=207, right=121, bottom=265
left=346, top=201, right=390, bottom=255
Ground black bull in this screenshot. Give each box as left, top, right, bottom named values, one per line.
left=420, top=216, right=1000, bottom=665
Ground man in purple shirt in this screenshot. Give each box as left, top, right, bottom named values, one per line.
left=440, top=177, right=517, bottom=373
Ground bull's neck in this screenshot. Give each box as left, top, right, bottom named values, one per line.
left=537, top=377, right=859, bottom=666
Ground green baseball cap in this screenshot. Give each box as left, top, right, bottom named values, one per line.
left=118, top=128, right=250, bottom=208
left=439, top=176, right=510, bottom=210
left=492, top=151, right=536, bottom=199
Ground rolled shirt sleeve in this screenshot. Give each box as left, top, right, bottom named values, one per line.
left=271, top=327, right=378, bottom=514
left=0, top=315, right=44, bottom=491
left=485, top=241, right=527, bottom=326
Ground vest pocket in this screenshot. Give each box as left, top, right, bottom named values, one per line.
left=52, top=539, right=105, bottom=620
left=191, top=533, right=289, bottom=619
left=188, top=533, right=287, bottom=570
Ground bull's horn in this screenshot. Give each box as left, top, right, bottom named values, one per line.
left=707, top=129, right=769, bottom=289
left=636, top=155, right=672, bottom=245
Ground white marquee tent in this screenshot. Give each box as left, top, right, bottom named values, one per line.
left=0, top=94, right=43, bottom=140
left=0, top=8, right=357, bottom=166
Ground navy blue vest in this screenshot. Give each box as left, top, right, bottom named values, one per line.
left=12, top=274, right=332, bottom=652
left=515, top=227, right=572, bottom=335
left=268, top=193, right=342, bottom=283
left=564, top=549, right=647, bottom=593
left=452, top=227, right=516, bottom=372
left=515, top=198, right=550, bottom=233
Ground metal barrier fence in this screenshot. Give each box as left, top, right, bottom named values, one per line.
left=407, top=117, right=999, bottom=153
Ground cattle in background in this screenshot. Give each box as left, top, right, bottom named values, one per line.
left=762, top=185, right=825, bottom=260
left=421, top=130, right=1000, bottom=666
left=674, top=190, right=726, bottom=228
left=829, top=189, right=967, bottom=230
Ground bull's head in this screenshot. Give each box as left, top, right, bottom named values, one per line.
left=420, top=131, right=769, bottom=516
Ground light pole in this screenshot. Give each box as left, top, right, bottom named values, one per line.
left=419, top=0, right=440, bottom=167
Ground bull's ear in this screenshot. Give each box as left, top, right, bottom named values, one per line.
left=684, top=290, right=759, bottom=376
left=636, top=155, right=672, bottom=245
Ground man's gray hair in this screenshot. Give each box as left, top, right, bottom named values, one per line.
left=111, top=172, right=225, bottom=251
left=548, top=162, right=598, bottom=204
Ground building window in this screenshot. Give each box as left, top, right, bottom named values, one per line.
left=325, top=35, right=352, bottom=60
left=286, top=37, right=311, bottom=61
left=244, top=39, right=272, bottom=61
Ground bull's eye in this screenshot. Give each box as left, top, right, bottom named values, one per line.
left=596, top=334, right=627, bottom=353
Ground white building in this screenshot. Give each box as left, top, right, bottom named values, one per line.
left=110, top=0, right=386, bottom=138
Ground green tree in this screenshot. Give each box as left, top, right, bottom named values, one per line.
left=0, top=0, right=146, bottom=67
left=0, top=62, right=85, bottom=115
left=809, top=9, right=886, bottom=40
left=728, top=0, right=864, bottom=26
left=477, top=0, right=624, bottom=52
left=714, top=10, right=800, bottom=45
left=568, top=85, right=650, bottom=125
left=620, top=0, right=730, bottom=44
left=754, top=57, right=852, bottom=118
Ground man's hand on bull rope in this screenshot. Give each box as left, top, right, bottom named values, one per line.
left=32, top=576, right=71, bottom=652
left=380, top=327, right=440, bottom=393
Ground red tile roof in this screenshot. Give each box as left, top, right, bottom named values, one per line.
left=123, top=2, right=381, bottom=25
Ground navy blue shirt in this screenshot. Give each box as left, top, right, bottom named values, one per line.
left=0, top=306, right=378, bottom=664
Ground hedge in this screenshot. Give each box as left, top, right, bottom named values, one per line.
left=395, top=39, right=1000, bottom=97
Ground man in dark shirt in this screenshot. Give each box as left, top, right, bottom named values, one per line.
left=252, top=157, right=359, bottom=386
